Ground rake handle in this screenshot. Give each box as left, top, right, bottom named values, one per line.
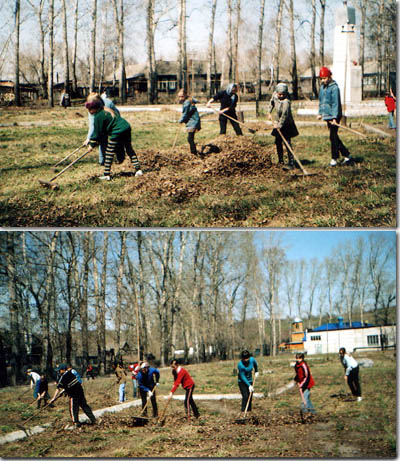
left=277, top=128, right=309, bottom=175
left=53, top=144, right=85, bottom=168
left=158, top=394, right=172, bottom=424
left=48, top=148, right=91, bottom=182
left=243, top=373, right=257, bottom=418
left=172, top=125, right=181, bottom=149
left=330, top=121, right=367, bottom=138
left=21, top=390, right=64, bottom=425
left=298, top=386, right=307, bottom=407
left=208, top=106, right=250, bottom=129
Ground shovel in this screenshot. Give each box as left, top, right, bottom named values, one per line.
left=330, top=120, right=368, bottom=139
left=38, top=148, right=91, bottom=188
left=209, top=106, right=257, bottom=133
left=157, top=394, right=172, bottom=426
left=53, top=144, right=86, bottom=170
left=277, top=129, right=318, bottom=177
left=131, top=388, right=156, bottom=426
left=235, top=375, right=257, bottom=424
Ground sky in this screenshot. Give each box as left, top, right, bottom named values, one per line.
left=252, top=229, right=396, bottom=262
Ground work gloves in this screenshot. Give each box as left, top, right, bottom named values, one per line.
left=255, top=372, right=259, bottom=378
left=249, top=385, right=254, bottom=393
left=147, top=391, right=153, bottom=398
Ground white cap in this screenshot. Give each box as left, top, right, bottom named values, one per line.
left=141, top=362, right=149, bottom=369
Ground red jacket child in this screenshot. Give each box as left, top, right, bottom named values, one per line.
left=385, top=94, right=396, bottom=113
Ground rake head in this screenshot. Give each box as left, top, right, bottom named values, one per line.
left=38, top=179, right=59, bottom=190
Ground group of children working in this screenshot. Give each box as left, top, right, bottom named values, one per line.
left=26, top=345, right=362, bottom=429
left=82, top=66, right=354, bottom=180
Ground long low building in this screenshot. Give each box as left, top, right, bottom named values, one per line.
left=303, top=317, right=396, bottom=355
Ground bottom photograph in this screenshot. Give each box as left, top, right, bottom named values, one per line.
left=0, top=230, right=396, bottom=458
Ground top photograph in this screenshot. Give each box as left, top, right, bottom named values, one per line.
left=0, top=0, right=396, bottom=228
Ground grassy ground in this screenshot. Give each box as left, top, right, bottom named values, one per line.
left=0, top=104, right=395, bottom=227
left=0, top=351, right=396, bottom=458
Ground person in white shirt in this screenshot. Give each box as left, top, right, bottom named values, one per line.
left=27, top=369, right=41, bottom=398
left=339, top=348, right=362, bottom=401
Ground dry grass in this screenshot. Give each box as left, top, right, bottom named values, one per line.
left=0, top=105, right=396, bottom=227
left=0, top=351, right=396, bottom=458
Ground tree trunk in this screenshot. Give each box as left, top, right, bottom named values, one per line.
left=42, top=232, right=58, bottom=375
left=206, top=0, right=218, bottom=98
left=14, top=0, right=21, bottom=106
left=61, top=0, right=70, bottom=94
left=48, top=0, right=54, bottom=106
left=319, top=0, right=326, bottom=67
left=6, top=234, right=23, bottom=385
left=115, top=232, right=127, bottom=358
left=271, top=0, right=283, bottom=87
left=80, top=235, right=90, bottom=367
left=111, top=0, right=127, bottom=102
left=136, top=232, right=148, bottom=358
left=147, top=0, right=158, bottom=104
left=358, top=0, right=366, bottom=99
left=89, top=0, right=97, bottom=93
left=227, top=0, right=233, bottom=81
left=99, top=234, right=108, bottom=373
left=310, top=0, right=318, bottom=98
left=233, top=0, right=241, bottom=83
left=255, top=0, right=266, bottom=116
left=289, top=0, right=298, bottom=99
left=178, top=0, right=188, bottom=91
left=72, top=0, right=79, bottom=95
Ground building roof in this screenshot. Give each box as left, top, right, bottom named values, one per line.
left=310, top=320, right=374, bottom=332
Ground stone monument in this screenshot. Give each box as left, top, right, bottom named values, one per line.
left=331, top=1, right=362, bottom=108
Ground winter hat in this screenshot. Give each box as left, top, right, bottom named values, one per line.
left=241, top=350, right=250, bottom=359
left=141, top=362, right=149, bottom=369
left=319, top=66, right=332, bottom=78
left=85, top=99, right=103, bottom=110
left=275, top=83, right=288, bottom=94
left=57, top=363, right=68, bottom=371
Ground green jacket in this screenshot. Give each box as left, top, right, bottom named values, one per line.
left=89, top=109, right=130, bottom=147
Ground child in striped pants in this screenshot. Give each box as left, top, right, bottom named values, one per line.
left=85, top=98, right=142, bottom=180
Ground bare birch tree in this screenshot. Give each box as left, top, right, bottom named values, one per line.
left=47, top=0, right=54, bottom=106
left=310, top=0, right=317, bottom=98
left=178, top=0, right=188, bottom=91
left=89, top=0, right=97, bottom=93
left=14, top=0, right=21, bottom=106
left=288, top=0, right=298, bottom=99
left=72, top=0, right=79, bottom=94
left=206, top=0, right=218, bottom=98
left=255, top=0, right=266, bottom=116
left=61, top=0, right=70, bottom=93
left=271, top=0, right=283, bottom=87
left=147, top=0, right=157, bottom=103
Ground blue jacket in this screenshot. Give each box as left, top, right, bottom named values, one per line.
left=237, top=357, right=258, bottom=386
left=179, top=98, right=201, bottom=130
left=318, top=80, right=342, bottom=121
left=136, top=367, right=160, bottom=392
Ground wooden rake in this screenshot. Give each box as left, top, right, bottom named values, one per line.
left=277, top=129, right=318, bottom=177
left=235, top=374, right=257, bottom=424
left=157, top=394, right=172, bottom=426
left=330, top=120, right=368, bottom=139
left=208, top=106, right=257, bottom=133
left=53, top=143, right=86, bottom=170
left=38, top=148, right=91, bottom=188
left=17, top=390, right=65, bottom=430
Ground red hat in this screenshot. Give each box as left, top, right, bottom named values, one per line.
left=319, top=67, right=332, bottom=78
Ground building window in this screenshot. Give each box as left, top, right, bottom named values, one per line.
left=367, top=335, right=379, bottom=345
left=311, top=335, right=321, bottom=341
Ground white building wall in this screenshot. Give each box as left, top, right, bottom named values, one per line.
left=304, top=326, right=396, bottom=355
